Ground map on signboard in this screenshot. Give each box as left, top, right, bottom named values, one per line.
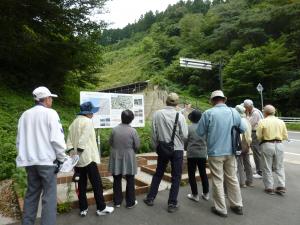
left=80, top=92, right=145, bottom=128
left=111, top=95, right=133, bottom=109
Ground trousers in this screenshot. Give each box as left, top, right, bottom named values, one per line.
left=74, top=162, right=106, bottom=211
left=187, top=158, right=209, bottom=195
left=260, top=142, right=285, bottom=189
left=147, top=150, right=183, bottom=205
left=208, top=155, right=243, bottom=214
left=22, top=166, right=57, bottom=225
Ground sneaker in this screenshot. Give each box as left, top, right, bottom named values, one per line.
left=80, top=209, right=88, bottom=217
left=114, top=204, right=121, bottom=208
left=187, top=194, right=200, bottom=202
left=96, top=206, right=114, bottom=216
left=143, top=198, right=154, bottom=206
left=240, top=184, right=247, bottom=188
left=211, top=207, right=227, bottom=218
left=253, top=174, right=263, bottom=179
left=167, top=204, right=179, bottom=213
left=127, top=200, right=138, bottom=209
left=264, top=188, right=275, bottom=195
left=230, top=206, right=243, bottom=215
left=201, top=193, right=209, bottom=201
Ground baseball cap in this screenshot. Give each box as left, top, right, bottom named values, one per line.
left=166, top=92, right=179, bottom=105
left=210, top=90, right=226, bottom=100
left=32, top=86, right=58, bottom=101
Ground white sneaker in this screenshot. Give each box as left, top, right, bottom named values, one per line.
left=80, top=209, right=88, bottom=217
left=127, top=200, right=138, bottom=209
left=96, top=206, right=114, bottom=216
left=253, top=174, right=263, bottom=179
left=187, top=194, right=200, bottom=202
left=201, top=193, right=209, bottom=201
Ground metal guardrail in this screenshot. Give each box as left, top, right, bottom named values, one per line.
left=279, top=117, right=300, bottom=123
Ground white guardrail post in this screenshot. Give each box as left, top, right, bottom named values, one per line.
left=279, top=117, right=300, bottom=123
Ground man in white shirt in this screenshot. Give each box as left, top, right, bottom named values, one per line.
left=16, top=86, right=67, bottom=225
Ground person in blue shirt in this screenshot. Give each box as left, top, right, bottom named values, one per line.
left=196, top=90, right=246, bottom=218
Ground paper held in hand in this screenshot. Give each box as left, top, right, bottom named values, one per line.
left=60, top=155, right=79, bottom=173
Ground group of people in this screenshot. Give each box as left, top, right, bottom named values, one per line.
left=16, top=86, right=288, bottom=225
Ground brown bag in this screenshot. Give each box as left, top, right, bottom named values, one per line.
left=241, top=135, right=250, bottom=154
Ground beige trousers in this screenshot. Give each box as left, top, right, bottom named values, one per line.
left=208, top=155, right=243, bottom=214
left=260, top=142, right=285, bottom=189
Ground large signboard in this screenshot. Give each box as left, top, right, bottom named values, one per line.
left=80, top=92, right=145, bottom=128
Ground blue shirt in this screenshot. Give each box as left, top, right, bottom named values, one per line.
left=196, top=103, right=246, bottom=157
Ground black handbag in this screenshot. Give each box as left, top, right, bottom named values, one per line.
left=156, top=112, right=179, bottom=158
left=230, top=109, right=243, bottom=156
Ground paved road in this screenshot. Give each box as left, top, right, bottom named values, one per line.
left=11, top=163, right=300, bottom=225
left=284, top=131, right=300, bottom=165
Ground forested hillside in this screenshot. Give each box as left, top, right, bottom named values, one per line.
left=99, top=0, right=300, bottom=115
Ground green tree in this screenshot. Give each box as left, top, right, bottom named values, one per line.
left=0, top=0, right=108, bottom=91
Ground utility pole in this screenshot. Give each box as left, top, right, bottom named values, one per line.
left=217, top=59, right=224, bottom=90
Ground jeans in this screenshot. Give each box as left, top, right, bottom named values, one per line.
left=147, top=150, right=183, bottom=205
left=113, top=174, right=135, bottom=207
left=187, top=158, right=209, bottom=195
left=74, top=162, right=106, bottom=211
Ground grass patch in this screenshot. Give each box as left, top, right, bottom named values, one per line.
left=286, top=123, right=300, bottom=131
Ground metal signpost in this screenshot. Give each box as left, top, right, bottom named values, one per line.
left=179, top=57, right=223, bottom=90
left=256, top=83, right=264, bottom=111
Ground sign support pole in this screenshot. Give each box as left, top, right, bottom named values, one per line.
left=96, top=128, right=101, bottom=161
left=256, top=83, right=264, bottom=111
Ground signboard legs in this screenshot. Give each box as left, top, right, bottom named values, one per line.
left=96, top=128, right=101, bottom=160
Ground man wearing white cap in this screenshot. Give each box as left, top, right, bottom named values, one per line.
left=256, top=105, right=288, bottom=195
left=243, top=99, right=264, bottom=178
left=197, top=90, right=246, bottom=217
left=16, top=86, right=67, bottom=225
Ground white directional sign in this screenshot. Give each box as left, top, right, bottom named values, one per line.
left=180, top=57, right=212, bottom=70
left=256, top=83, right=264, bottom=92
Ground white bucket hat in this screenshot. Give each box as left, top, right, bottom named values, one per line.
left=210, top=90, right=226, bottom=100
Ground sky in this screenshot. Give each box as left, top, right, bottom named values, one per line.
left=93, top=0, right=183, bottom=29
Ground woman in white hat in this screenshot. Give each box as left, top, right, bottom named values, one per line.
left=235, top=105, right=254, bottom=187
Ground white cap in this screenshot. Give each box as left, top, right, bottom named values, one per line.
left=32, top=86, right=58, bottom=101
left=210, top=90, right=226, bottom=99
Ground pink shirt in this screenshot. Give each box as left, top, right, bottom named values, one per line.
left=247, top=108, right=263, bottom=131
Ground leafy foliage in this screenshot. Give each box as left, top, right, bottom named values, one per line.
left=0, top=0, right=107, bottom=91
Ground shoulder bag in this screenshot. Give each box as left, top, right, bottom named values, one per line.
left=156, top=112, right=179, bottom=158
